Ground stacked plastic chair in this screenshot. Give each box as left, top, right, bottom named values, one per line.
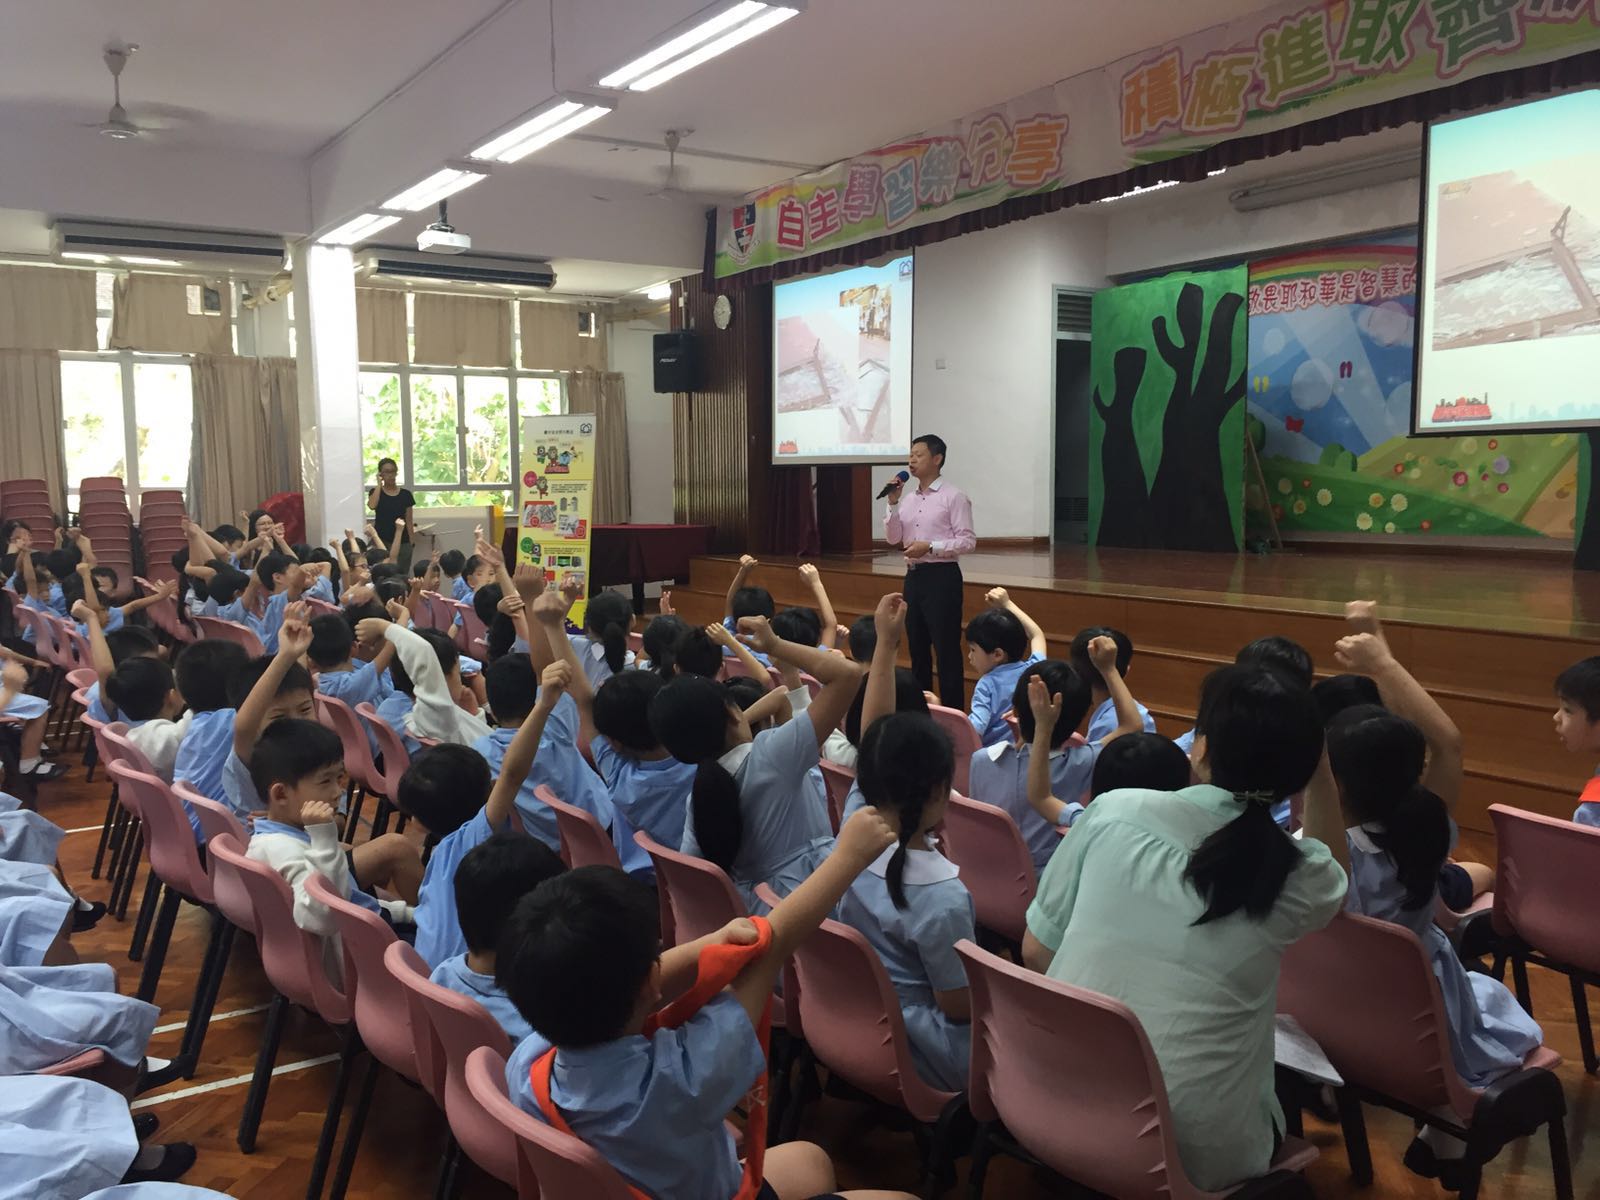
left=75, top=477, right=135, bottom=596
left=137, top=490, right=188, bottom=585
left=0, top=477, right=55, bottom=529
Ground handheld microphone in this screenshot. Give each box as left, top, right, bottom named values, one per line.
left=876, top=470, right=910, bottom=500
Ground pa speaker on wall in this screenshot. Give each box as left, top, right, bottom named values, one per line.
left=653, top=331, right=698, bottom=393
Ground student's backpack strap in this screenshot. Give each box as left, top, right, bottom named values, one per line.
left=527, top=916, right=774, bottom=1200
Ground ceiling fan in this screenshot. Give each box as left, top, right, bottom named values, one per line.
left=82, top=43, right=196, bottom=140
left=648, top=129, right=694, bottom=199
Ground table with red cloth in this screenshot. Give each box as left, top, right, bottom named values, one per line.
left=589, top=523, right=714, bottom=613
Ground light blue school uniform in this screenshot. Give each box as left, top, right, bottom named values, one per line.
left=569, top=634, right=635, bottom=690
left=413, top=809, right=504, bottom=968
left=253, top=590, right=291, bottom=653
left=1174, top=727, right=1196, bottom=753
left=969, top=653, right=1044, bottom=748
left=591, top=736, right=694, bottom=851
left=838, top=842, right=975, bottom=1090
left=505, top=991, right=763, bottom=1200
left=0, top=792, right=64, bottom=866
left=1574, top=774, right=1600, bottom=827
left=1172, top=727, right=1292, bottom=828
left=457, top=655, right=482, bottom=679
left=678, top=712, right=834, bottom=912
left=0, top=689, right=48, bottom=723
left=718, top=617, right=773, bottom=667
left=84, top=1186, right=236, bottom=1199
left=451, top=576, right=473, bottom=603
left=0, top=962, right=159, bottom=1073
left=19, top=588, right=65, bottom=642
left=1085, top=695, right=1157, bottom=742
left=84, top=680, right=112, bottom=724
left=1344, top=823, right=1541, bottom=1087
left=375, top=691, right=421, bottom=755
left=0, top=1075, right=139, bottom=1200
left=967, top=739, right=1098, bottom=873
left=221, top=747, right=261, bottom=821
left=173, top=709, right=236, bottom=809
left=318, top=662, right=394, bottom=709
left=472, top=694, right=615, bottom=855
left=430, top=953, right=531, bottom=1043
left=214, top=597, right=249, bottom=625
left=0, top=860, right=73, bottom=967
left=75, top=606, right=124, bottom=640
left=305, top=576, right=336, bottom=604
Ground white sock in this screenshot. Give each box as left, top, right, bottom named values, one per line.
left=1419, top=1123, right=1467, bottom=1159
left=74, top=894, right=94, bottom=912
left=133, top=1144, right=166, bottom=1170
left=144, top=1055, right=172, bottom=1073
left=18, top=757, right=37, bottom=772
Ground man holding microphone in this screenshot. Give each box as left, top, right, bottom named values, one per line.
left=884, top=433, right=975, bottom=708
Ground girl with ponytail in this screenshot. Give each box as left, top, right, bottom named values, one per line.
left=571, top=590, right=636, bottom=687
left=836, top=711, right=974, bottom=1091
left=1323, top=610, right=1541, bottom=1183
left=648, top=614, right=863, bottom=912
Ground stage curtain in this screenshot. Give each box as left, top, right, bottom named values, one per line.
left=707, top=48, right=1600, bottom=286
left=0, top=266, right=96, bottom=352
left=109, top=274, right=232, bottom=355
left=188, top=355, right=276, bottom=528
left=258, top=357, right=301, bottom=496
left=356, top=288, right=407, bottom=363
left=413, top=292, right=512, bottom=368
left=768, top=466, right=820, bottom=557
left=0, top=350, right=69, bottom=516
left=519, top=301, right=607, bottom=371
left=567, top=370, right=631, bottom=525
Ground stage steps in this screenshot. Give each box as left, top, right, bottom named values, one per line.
left=667, top=554, right=1591, bottom=837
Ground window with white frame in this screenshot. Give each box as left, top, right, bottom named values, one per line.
left=358, top=296, right=566, bottom=511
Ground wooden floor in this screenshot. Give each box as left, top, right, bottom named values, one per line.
left=35, top=759, right=1600, bottom=1199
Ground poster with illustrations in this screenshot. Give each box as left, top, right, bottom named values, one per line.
left=517, top=413, right=596, bottom=624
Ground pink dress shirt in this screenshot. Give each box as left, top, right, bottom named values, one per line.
left=884, top=477, right=976, bottom=567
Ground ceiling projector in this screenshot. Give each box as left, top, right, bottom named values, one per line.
left=418, top=220, right=471, bottom=254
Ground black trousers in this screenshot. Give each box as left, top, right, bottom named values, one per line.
left=904, top=561, right=965, bottom=709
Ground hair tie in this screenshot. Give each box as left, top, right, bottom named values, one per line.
left=1231, top=789, right=1277, bottom=807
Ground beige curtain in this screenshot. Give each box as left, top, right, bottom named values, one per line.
left=0, top=266, right=96, bottom=351
left=188, top=356, right=277, bottom=527
left=413, top=292, right=511, bottom=368
left=356, top=288, right=407, bottom=363
left=0, top=350, right=68, bottom=515
left=258, top=357, right=301, bottom=496
left=109, top=274, right=232, bottom=355
left=519, top=301, right=607, bottom=371
left=567, top=370, right=630, bottom=524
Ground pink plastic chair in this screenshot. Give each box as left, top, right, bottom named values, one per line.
left=354, top=701, right=412, bottom=816
left=445, top=598, right=488, bottom=663
left=929, top=704, right=979, bottom=794
left=1488, top=803, right=1600, bottom=1075
left=938, top=793, right=1037, bottom=947
left=96, top=722, right=160, bottom=925
left=535, top=783, right=622, bottom=870
left=192, top=615, right=265, bottom=657
left=386, top=940, right=518, bottom=1190
left=633, top=829, right=744, bottom=944
left=958, top=939, right=1316, bottom=1198
left=784, top=912, right=967, bottom=1194
left=1279, top=910, right=1570, bottom=1197
left=204, top=832, right=358, bottom=1200
left=818, top=759, right=854, bottom=835
left=184, top=792, right=256, bottom=940
left=465, top=1045, right=637, bottom=1200
left=315, top=693, right=388, bottom=839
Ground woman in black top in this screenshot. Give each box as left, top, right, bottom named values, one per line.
left=367, top=457, right=415, bottom=568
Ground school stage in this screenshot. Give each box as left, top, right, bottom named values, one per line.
left=670, top=543, right=1600, bottom=837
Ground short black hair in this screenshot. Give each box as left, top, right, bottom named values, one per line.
left=43, top=549, right=77, bottom=581
left=91, top=565, right=120, bottom=593
left=642, top=614, right=689, bottom=676
left=377, top=456, right=398, bottom=471
left=848, top=614, right=877, bottom=662
left=1313, top=673, right=1383, bottom=725
left=207, top=566, right=252, bottom=605
left=669, top=627, right=723, bottom=679
left=497, top=866, right=660, bottom=1048
left=485, top=653, right=538, bottom=723
left=342, top=598, right=387, bottom=630
left=175, top=639, right=252, bottom=713
left=1235, top=636, right=1314, bottom=689
left=255, top=551, right=292, bottom=587
left=1013, top=659, right=1090, bottom=746
left=965, top=609, right=1028, bottom=662
left=912, top=433, right=947, bottom=466
left=771, top=605, right=821, bottom=648
left=370, top=562, right=405, bottom=584
left=1091, top=732, right=1191, bottom=798
left=363, top=548, right=388, bottom=568
left=730, top=586, right=775, bottom=622
left=106, top=656, right=177, bottom=722
left=389, top=629, right=459, bottom=699
left=105, top=625, right=160, bottom=664
left=592, top=671, right=664, bottom=753
left=248, top=718, right=344, bottom=801
left=463, top=554, right=487, bottom=580
left=438, top=549, right=466, bottom=576
left=374, top=578, right=408, bottom=606
left=307, top=614, right=355, bottom=669
left=1556, top=657, right=1600, bottom=721
left=472, top=583, right=504, bottom=628
left=455, top=833, right=566, bottom=954
left=211, top=524, right=245, bottom=545
left=1069, top=626, right=1134, bottom=690
left=723, top=676, right=768, bottom=717
left=226, top=655, right=315, bottom=710
left=396, top=743, right=491, bottom=836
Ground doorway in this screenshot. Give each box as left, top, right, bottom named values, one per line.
left=1053, top=288, right=1094, bottom=546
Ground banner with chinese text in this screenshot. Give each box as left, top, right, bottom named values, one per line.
left=1246, top=233, right=1577, bottom=539
left=516, top=413, right=598, bottom=625
left=714, top=0, right=1600, bottom=278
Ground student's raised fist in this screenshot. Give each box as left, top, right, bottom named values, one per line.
left=1027, top=674, right=1064, bottom=733
left=531, top=588, right=567, bottom=627
left=658, top=589, right=675, bottom=616
left=70, top=600, right=94, bottom=623
left=497, top=593, right=526, bottom=618
left=985, top=587, right=1010, bottom=609
left=736, top=615, right=777, bottom=654
left=1334, top=632, right=1392, bottom=675
left=537, top=660, right=572, bottom=705
left=873, top=592, right=907, bottom=642
left=737, top=554, right=758, bottom=572
left=298, top=800, right=337, bottom=828
left=1087, top=635, right=1120, bottom=674
left=1344, top=600, right=1382, bottom=638
left=513, top=563, right=545, bottom=601
left=558, top=574, right=584, bottom=603
left=797, top=563, right=820, bottom=585
left=355, top=618, right=391, bottom=645
left=278, top=618, right=313, bottom=659
left=837, top=805, right=898, bottom=864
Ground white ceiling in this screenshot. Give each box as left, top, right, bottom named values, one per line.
left=0, top=0, right=1275, bottom=290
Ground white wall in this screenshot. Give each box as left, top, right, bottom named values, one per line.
left=609, top=312, right=675, bottom=524
left=869, top=207, right=1109, bottom=540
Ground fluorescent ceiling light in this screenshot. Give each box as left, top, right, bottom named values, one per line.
left=630, top=4, right=800, bottom=91
left=318, top=212, right=400, bottom=246
left=599, top=1, right=766, bottom=88
left=382, top=167, right=488, bottom=213
left=642, top=281, right=673, bottom=300
left=470, top=96, right=614, bottom=164
left=1098, top=179, right=1180, bottom=204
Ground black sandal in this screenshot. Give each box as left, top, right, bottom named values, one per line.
left=120, top=1143, right=197, bottom=1184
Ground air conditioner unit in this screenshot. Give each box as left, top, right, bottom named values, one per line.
left=355, top=247, right=557, bottom=290
left=1227, top=151, right=1420, bottom=213
left=52, top=220, right=289, bottom=273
